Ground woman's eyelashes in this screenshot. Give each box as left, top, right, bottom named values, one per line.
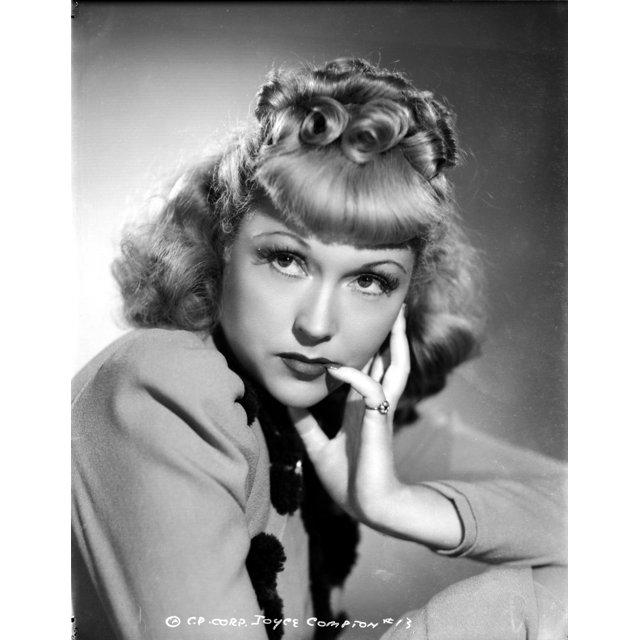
left=255, top=245, right=401, bottom=297
left=351, top=273, right=400, bottom=296
left=256, top=245, right=307, bottom=278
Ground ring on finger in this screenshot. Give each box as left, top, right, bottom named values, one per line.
left=365, top=400, right=390, bottom=415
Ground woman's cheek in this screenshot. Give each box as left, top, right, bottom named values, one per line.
left=345, top=305, right=399, bottom=365
left=245, top=273, right=294, bottom=335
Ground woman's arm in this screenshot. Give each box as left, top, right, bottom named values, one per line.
left=289, top=310, right=566, bottom=565
left=72, top=330, right=270, bottom=640
left=393, top=409, right=567, bottom=566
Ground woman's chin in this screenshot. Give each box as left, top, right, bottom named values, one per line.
left=264, top=376, right=332, bottom=409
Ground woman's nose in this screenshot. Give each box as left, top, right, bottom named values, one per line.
left=293, top=286, right=337, bottom=345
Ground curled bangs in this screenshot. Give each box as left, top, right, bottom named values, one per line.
left=253, top=145, right=445, bottom=246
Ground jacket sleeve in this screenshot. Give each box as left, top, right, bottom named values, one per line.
left=72, top=330, right=270, bottom=640
left=393, top=409, right=567, bottom=567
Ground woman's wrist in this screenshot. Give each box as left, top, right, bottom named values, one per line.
left=363, top=482, right=464, bottom=551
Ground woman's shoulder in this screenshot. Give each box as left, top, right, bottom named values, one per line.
left=72, top=328, right=270, bottom=535
left=72, top=328, right=246, bottom=418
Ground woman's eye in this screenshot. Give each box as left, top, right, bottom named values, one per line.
left=270, top=252, right=306, bottom=278
left=352, top=274, right=390, bottom=296
left=275, top=254, right=294, bottom=268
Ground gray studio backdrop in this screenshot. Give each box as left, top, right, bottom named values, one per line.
left=73, top=2, right=566, bottom=631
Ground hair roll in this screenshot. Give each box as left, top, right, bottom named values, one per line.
left=299, top=96, right=349, bottom=146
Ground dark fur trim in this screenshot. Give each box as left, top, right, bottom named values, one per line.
left=214, top=328, right=361, bottom=639
left=246, top=533, right=287, bottom=640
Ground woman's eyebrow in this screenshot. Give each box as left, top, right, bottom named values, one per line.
left=253, top=230, right=310, bottom=247
left=362, top=260, right=408, bottom=275
left=253, top=231, right=409, bottom=273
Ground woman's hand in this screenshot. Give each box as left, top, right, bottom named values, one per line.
left=289, top=305, right=410, bottom=522
left=288, top=307, right=464, bottom=549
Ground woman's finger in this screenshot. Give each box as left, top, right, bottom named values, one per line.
left=325, top=365, right=387, bottom=411
left=328, top=363, right=396, bottom=488
left=370, top=353, right=385, bottom=383
left=287, top=407, right=330, bottom=458
left=382, top=305, right=411, bottom=404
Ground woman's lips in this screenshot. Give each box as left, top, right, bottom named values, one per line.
left=279, top=354, right=337, bottom=379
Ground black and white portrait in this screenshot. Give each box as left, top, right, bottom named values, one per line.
left=70, top=4, right=569, bottom=639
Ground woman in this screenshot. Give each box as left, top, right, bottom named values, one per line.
left=72, top=58, right=567, bottom=639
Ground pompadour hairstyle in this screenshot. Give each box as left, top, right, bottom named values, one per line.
left=112, top=58, right=484, bottom=420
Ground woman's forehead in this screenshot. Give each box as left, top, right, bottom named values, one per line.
left=240, top=208, right=413, bottom=258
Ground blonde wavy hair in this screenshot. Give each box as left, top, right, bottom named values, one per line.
left=113, top=58, right=485, bottom=418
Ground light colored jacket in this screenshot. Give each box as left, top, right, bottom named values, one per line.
left=72, top=328, right=567, bottom=639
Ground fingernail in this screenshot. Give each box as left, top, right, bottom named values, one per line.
left=324, top=363, right=341, bottom=370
